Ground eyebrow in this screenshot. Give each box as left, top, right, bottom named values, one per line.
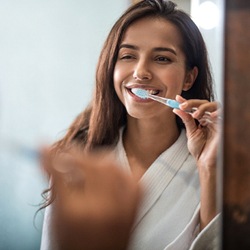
left=154, top=47, right=177, bottom=55
left=119, top=44, right=177, bottom=55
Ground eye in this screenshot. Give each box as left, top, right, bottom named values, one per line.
left=120, top=54, right=135, bottom=60
left=118, top=48, right=137, bottom=61
left=155, top=56, right=172, bottom=63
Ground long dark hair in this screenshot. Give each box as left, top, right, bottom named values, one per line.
left=41, top=0, right=214, bottom=207
left=55, top=0, right=213, bottom=152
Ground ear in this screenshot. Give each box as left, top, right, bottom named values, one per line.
left=182, top=66, right=198, bottom=91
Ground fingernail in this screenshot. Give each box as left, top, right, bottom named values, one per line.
left=192, top=110, right=200, bottom=119
left=180, top=102, right=187, bottom=108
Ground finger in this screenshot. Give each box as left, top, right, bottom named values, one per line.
left=178, top=98, right=208, bottom=113
left=176, top=94, right=186, bottom=103
left=173, top=108, right=197, bottom=136
left=198, top=113, right=221, bottom=127
left=198, top=116, right=213, bottom=127
left=176, top=95, right=196, bottom=114
left=192, top=102, right=219, bottom=119
left=195, top=104, right=222, bottom=126
left=210, top=108, right=222, bottom=119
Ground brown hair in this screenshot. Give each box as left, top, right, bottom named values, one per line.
left=54, top=0, right=213, bottom=152
left=41, top=0, right=214, bottom=206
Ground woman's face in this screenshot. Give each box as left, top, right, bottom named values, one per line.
left=113, top=17, right=195, bottom=119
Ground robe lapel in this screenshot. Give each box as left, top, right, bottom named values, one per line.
left=132, top=130, right=190, bottom=229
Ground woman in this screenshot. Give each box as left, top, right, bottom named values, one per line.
left=41, top=0, right=220, bottom=249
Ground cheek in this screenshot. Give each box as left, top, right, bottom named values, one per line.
left=168, top=83, right=183, bottom=96
left=113, top=64, right=124, bottom=102
left=164, top=69, right=187, bottom=93
left=113, top=65, right=121, bottom=87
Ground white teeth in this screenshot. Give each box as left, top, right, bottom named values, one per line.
left=148, top=89, right=159, bottom=95
left=131, top=88, right=159, bottom=95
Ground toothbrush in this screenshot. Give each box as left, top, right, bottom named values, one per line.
left=132, top=88, right=187, bottom=110
left=131, top=88, right=217, bottom=124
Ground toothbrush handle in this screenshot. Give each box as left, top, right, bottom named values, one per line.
left=165, top=99, right=180, bottom=109
left=147, top=94, right=198, bottom=114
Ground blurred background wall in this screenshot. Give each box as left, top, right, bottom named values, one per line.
left=0, top=0, right=224, bottom=249
left=0, top=1, right=128, bottom=249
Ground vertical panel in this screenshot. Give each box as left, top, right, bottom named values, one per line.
left=223, top=0, right=250, bottom=249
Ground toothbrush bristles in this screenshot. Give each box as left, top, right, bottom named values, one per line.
left=131, top=88, right=149, bottom=99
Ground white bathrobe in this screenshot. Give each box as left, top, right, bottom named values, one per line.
left=113, top=129, right=219, bottom=250
left=40, top=129, right=219, bottom=250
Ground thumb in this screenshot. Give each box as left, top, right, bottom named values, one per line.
left=173, top=108, right=197, bottom=137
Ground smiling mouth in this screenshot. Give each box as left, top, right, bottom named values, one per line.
left=129, top=88, right=160, bottom=96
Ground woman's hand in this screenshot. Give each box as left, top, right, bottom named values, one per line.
left=173, top=95, right=221, bottom=229
left=42, top=149, right=141, bottom=250
left=173, top=95, right=221, bottom=171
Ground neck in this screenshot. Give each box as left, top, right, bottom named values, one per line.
left=123, top=115, right=180, bottom=180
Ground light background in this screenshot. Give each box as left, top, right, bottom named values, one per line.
left=0, top=1, right=129, bottom=249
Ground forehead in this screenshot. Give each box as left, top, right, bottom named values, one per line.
left=121, top=17, right=183, bottom=49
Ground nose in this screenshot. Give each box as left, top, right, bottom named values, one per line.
left=133, top=60, right=152, bottom=81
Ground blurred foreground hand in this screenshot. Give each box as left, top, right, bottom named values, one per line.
left=42, top=149, right=141, bottom=250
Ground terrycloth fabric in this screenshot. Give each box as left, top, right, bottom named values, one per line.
left=114, top=129, right=219, bottom=250
left=40, top=129, right=220, bottom=250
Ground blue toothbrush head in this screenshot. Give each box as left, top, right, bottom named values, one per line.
left=131, top=88, right=149, bottom=99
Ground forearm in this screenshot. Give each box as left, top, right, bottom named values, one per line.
left=199, top=168, right=217, bottom=230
